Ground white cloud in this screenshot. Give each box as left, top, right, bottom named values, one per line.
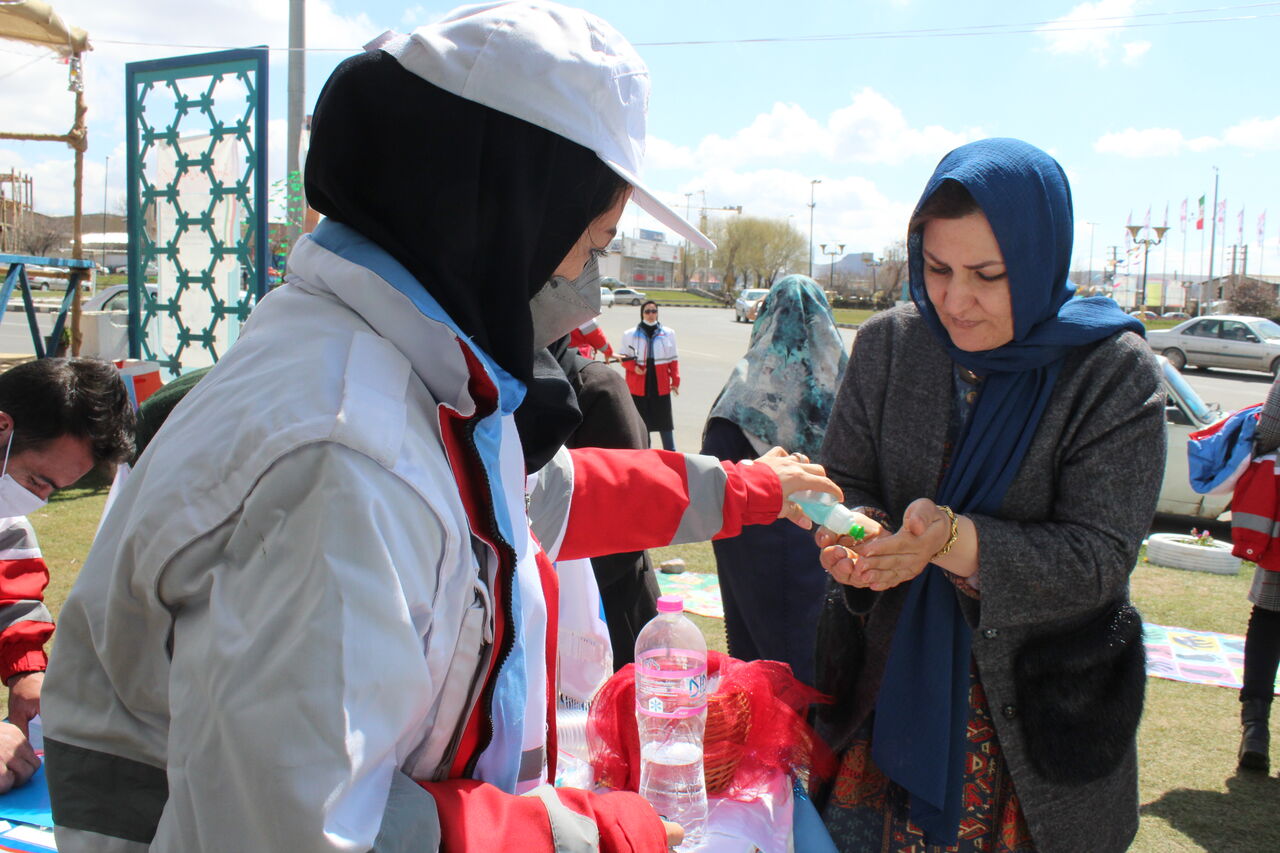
left=659, top=89, right=977, bottom=174
left=694, top=102, right=827, bottom=169
left=1093, top=127, right=1222, bottom=157
left=1122, top=40, right=1151, bottom=64
left=827, top=89, right=978, bottom=165
left=0, top=0, right=378, bottom=216
left=1222, top=116, right=1280, bottom=151
left=1038, top=0, right=1140, bottom=65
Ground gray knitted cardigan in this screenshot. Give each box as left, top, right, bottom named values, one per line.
left=815, top=304, right=1166, bottom=853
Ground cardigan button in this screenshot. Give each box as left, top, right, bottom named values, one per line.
left=982, top=628, right=999, bottom=639
left=1002, top=704, right=1018, bottom=719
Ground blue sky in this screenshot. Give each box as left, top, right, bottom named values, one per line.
left=2, top=0, right=1278, bottom=279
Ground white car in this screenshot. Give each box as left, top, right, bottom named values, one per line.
left=733, top=288, right=769, bottom=323
left=1158, top=356, right=1230, bottom=521
left=599, top=286, right=614, bottom=308
left=611, top=287, right=646, bottom=306
left=1147, top=314, right=1280, bottom=377
left=83, top=283, right=158, bottom=312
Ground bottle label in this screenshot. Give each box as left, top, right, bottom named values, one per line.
left=634, top=649, right=708, bottom=719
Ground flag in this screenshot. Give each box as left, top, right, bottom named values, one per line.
left=1238, top=207, right=1245, bottom=245
left=1197, top=195, right=1205, bottom=230
left=1125, top=210, right=1133, bottom=251
left=1261, top=211, right=1268, bottom=246
left=1163, top=202, right=1169, bottom=228
left=1181, top=198, right=1188, bottom=231
left=1144, top=206, right=1151, bottom=228
left=1218, top=199, right=1227, bottom=226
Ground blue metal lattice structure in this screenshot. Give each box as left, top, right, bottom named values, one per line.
left=0, top=254, right=93, bottom=357
left=125, top=48, right=268, bottom=374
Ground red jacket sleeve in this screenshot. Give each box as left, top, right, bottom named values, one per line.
left=665, top=358, right=679, bottom=391
left=420, top=779, right=667, bottom=853
left=0, top=521, right=53, bottom=683
left=556, top=448, right=782, bottom=560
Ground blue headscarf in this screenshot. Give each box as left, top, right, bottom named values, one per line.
left=869, top=138, right=1142, bottom=844
left=707, top=275, right=848, bottom=458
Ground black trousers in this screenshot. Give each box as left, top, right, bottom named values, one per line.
left=1242, top=605, right=1280, bottom=702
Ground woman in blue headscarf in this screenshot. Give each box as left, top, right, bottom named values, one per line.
left=701, top=274, right=848, bottom=685
left=810, top=139, right=1165, bottom=853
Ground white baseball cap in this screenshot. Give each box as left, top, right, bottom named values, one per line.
left=365, top=1, right=714, bottom=250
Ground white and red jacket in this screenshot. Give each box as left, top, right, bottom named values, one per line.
left=43, top=220, right=781, bottom=853
left=569, top=320, right=612, bottom=361
left=1232, top=453, right=1280, bottom=571
left=0, top=516, right=54, bottom=683
left=621, top=324, right=679, bottom=396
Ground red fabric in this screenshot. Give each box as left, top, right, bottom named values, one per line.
left=0, top=557, right=50, bottom=600
left=555, top=451, right=782, bottom=561
left=437, top=339, right=512, bottom=779
left=534, top=548, right=560, bottom=784
left=623, top=358, right=678, bottom=397
left=570, top=327, right=612, bottom=360
left=420, top=778, right=666, bottom=853
left=0, top=549, right=52, bottom=680
left=588, top=651, right=836, bottom=801
left=1232, top=455, right=1280, bottom=571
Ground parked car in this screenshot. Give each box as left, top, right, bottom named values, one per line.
left=599, top=286, right=614, bottom=308
left=733, top=288, right=770, bottom=322
left=1158, top=355, right=1229, bottom=520
left=1161, top=311, right=1190, bottom=320
left=611, top=287, right=646, bottom=305
left=1128, top=309, right=1160, bottom=321
left=82, top=283, right=158, bottom=313
left=1146, top=314, right=1280, bottom=377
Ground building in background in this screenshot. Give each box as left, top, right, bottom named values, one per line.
left=598, top=229, right=680, bottom=287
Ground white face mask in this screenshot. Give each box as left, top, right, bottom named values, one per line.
left=529, top=256, right=602, bottom=350
left=0, top=429, right=47, bottom=518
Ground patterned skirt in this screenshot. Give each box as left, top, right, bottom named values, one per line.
left=821, top=664, right=1036, bottom=853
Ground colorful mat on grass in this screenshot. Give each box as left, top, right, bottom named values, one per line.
left=657, top=572, right=1278, bottom=694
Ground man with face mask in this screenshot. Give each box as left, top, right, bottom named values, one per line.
left=0, top=358, right=133, bottom=792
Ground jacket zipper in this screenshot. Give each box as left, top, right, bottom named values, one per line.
left=458, top=412, right=518, bottom=777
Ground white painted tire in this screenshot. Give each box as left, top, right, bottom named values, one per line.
left=1146, top=533, right=1242, bottom=575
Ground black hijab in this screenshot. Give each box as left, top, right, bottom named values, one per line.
left=306, top=51, right=626, bottom=469
left=305, top=51, right=625, bottom=387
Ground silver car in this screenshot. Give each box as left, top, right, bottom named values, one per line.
left=1146, top=314, right=1280, bottom=377
left=733, top=288, right=769, bottom=323
left=1158, top=356, right=1229, bottom=521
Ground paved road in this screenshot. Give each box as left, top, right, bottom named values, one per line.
left=592, top=304, right=855, bottom=453
left=0, top=307, right=53, bottom=356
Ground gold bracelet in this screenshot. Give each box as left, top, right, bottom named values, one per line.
left=933, top=505, right=959, bottom=559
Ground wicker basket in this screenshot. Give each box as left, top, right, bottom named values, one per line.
left=702, top=689, right=751, bottom=794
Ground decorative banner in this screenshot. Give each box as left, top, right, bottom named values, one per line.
left=656, top=571, right=724, bottom=619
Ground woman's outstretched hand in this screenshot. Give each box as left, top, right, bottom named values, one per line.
left=818, top=498, right=953, bottom=591
left=752, top=448, right=842, bottom=525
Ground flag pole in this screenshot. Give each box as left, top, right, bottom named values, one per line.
left=1207, top=168, right=1220, bottom=312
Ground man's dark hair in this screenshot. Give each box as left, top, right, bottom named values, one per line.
left=0, top=358, right=135, bottom=464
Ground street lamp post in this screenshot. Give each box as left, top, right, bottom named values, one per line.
left=819, top=242, right=845, bottom=293
left=1125, top=224, right=1170, bottom=311
left=808, top=179, right=821, bottom=278
left=102, top=154, right=109, bottom=270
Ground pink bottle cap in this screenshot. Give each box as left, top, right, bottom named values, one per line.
left=656, top=595, right=684, bottom=613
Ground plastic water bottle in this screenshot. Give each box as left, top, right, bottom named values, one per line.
left=635, top=595, right=708, bottom=850
left=790, top=489, right=866, bottom=540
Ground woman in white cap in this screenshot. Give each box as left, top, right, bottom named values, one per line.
left=42, top=4, right=838, bottom=852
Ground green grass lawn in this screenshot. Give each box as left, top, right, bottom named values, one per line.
left=629, top=288, right=722, bottom=306
left=24, top=495, right=1280, bottom=851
